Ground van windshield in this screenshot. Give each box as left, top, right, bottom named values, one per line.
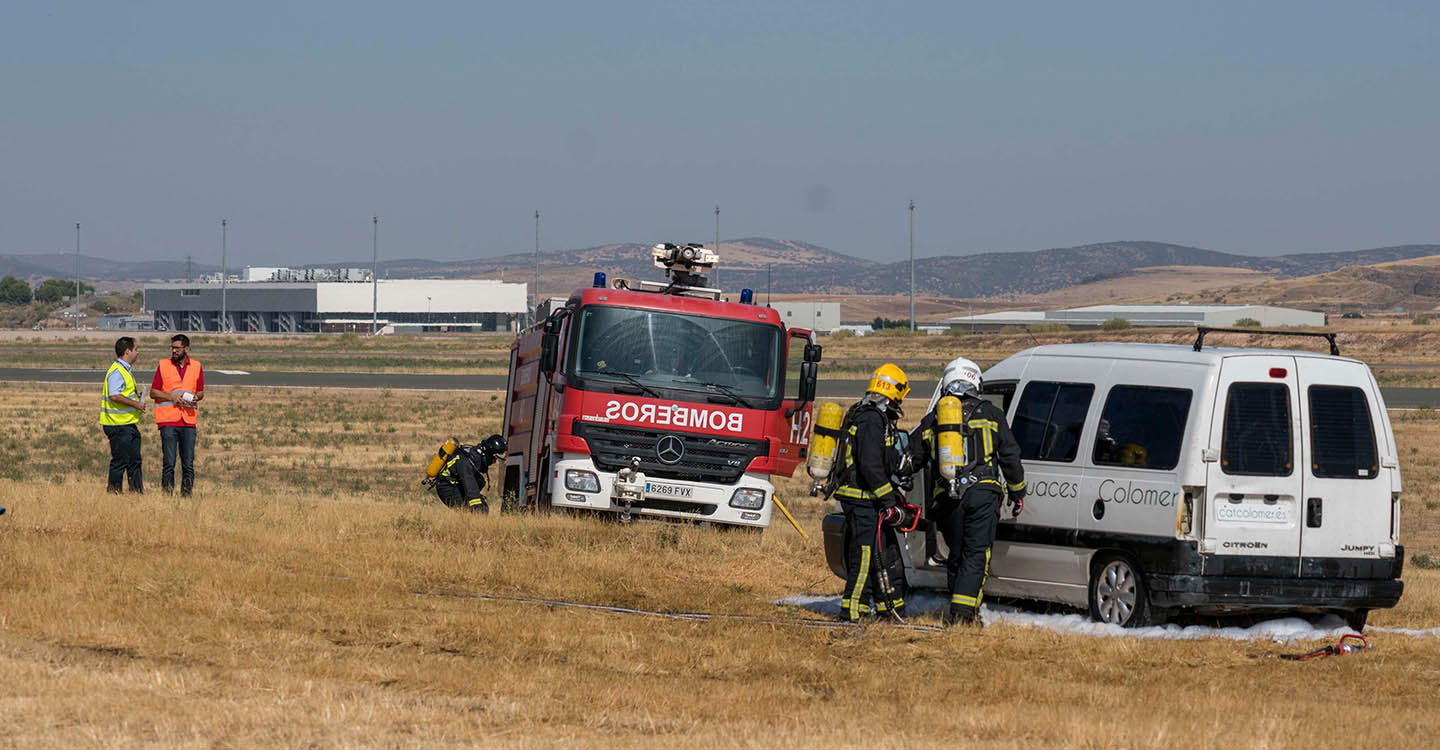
left=568, top=304, right=783, bottom=405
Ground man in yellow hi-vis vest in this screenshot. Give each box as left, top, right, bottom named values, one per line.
left=100, top=336, right=147, bottom=493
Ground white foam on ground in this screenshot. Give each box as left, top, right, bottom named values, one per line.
left=775, top=593, right=1417, bottom=642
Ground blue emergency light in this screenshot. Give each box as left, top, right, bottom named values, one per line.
left=593, top=272, right=607, bottom=288
left=739, top=288, right=754, bottom=304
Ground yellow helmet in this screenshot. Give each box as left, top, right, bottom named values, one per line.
left=1118, top=443, right=1148, bottom=466
left=866, top=363, right=910, bottom=403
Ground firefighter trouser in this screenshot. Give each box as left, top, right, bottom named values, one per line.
left=840, top=499, right=908, bottom=620
left=435, top=453, right=488, bottom=511
left=931, top=485, right=1001, bottom=617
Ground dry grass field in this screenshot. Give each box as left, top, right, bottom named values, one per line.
left=2, top=383, right=1440, bottom=747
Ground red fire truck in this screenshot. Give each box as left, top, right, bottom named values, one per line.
left=500, top=243, right=821, bottom=529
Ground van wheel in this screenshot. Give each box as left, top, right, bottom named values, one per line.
left=1089, top=555, right=1154, bottom=627
left=1344, top=609, right=1369, bottom=632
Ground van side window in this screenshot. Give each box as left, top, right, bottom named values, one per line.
left=1092, top=386, right=1192, bottom=470
left=980, top=381, right=1016, bottom=414
left=1012, top=381, right=1095, bottom=462
left=1307, top=385, right=1378, bottom=479
left=1222, top=383, right=1292, bottom=476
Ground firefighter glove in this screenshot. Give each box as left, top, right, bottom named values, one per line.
left=1009, top=492, right=1025, bottom=518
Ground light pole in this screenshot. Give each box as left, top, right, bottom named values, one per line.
left=908, top=199, right=915, bottom=332
left=220, top=219, right=228, bottom=332
left=427, top=295, right=432, bottom=328
left=74, top=223, right=80, bottom=330
left=714, top=204, right=720, bottom=288
left=377, top=214, right=383, bottom=335
left=533, top=210, right=540, bottom=325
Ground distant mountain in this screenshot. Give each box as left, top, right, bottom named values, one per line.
left=3, top=240, right=1438, bottom=301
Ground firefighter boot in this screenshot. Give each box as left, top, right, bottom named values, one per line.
left=944, top=604, right=980, bottom=628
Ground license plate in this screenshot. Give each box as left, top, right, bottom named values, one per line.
left=645, top=481, right=693, bottom=499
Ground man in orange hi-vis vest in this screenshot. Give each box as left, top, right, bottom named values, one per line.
left=151, top=333, right=205, bottom=496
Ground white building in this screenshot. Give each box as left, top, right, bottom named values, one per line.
left=145, top=278, right=528, bottom=333
left=768, top=301, right=841, bottom=333
left=942, top=303, right=1326, bottom=332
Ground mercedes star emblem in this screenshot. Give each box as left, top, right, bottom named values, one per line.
left=655, top=435, right=685, bottom=465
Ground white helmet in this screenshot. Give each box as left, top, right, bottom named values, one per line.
left=940, top=356, right=983, bottom=398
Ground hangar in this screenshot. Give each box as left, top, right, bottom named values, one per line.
left=144, top=277, right=528, bottom=333
left=941, top=303, right=1326, bottom=332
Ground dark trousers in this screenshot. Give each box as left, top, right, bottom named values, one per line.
left=932, top=485, right=1001, bottom=616
left=160, top=425, right=196, bottom=495
left=103, top=424, right=143, bottom=493
left=840, top=499, right=908, bottom=620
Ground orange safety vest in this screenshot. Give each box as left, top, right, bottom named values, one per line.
left=154, top=357, right=202, bottom=427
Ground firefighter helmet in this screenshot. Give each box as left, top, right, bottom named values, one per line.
left=866, top=363, right=910, bottom=403
left=1118, top=443, right=1148, bottom=466
left=940, top=356, right=983, bottom=397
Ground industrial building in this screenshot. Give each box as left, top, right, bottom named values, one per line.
left=144, top=273, right=528, bottom=333
left=768, top=301, right=841, bottom=333
left=941, top=303, right=1326, bottom=332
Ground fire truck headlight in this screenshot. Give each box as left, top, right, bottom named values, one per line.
left=565, top=469, right=601, bottom=493
left=729, top=488, right=767, bottom=510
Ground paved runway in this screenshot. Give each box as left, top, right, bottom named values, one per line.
left=5, top=367, right=1440, bottom=407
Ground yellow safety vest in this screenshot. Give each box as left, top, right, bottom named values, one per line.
left=99, top=361, right=140, bottom=426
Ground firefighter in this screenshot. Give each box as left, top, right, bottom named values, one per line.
left=431, top=435, right=507, bottom=511
left=833, top=363, right=915, bottom=622
left=910, top=356, right=1025, bottom=627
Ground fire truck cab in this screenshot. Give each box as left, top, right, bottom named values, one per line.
left=501, top=244, right=821, bottom=529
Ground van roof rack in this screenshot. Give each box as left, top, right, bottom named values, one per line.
left=1192, top=326, right=1340, bottom=356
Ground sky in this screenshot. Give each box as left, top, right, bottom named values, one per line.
left=2, top=1, right=1437, bottom=265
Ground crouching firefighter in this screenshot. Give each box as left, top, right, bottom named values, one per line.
left=423, top=435, right=507, bottom=512
left=911, top=357, right=1025, bottom=627
left=826, top=363, right=920, bottom=623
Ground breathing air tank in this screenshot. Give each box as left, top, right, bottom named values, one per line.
left=936, top=395, right=965, bottom=481
left=806, top=401, right=846, bottom=481
left=425, top=438, right=459, bottom=478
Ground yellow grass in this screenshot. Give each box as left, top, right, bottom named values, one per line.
left=2, top=384, right=1440, bottom=746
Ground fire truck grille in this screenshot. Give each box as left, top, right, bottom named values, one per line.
left=573, top=422, right=768, bottom=485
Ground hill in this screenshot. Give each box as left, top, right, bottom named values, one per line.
left=1174, top=253, right=1440, bottom=312
left=4, top=240, right=1438, bottom=304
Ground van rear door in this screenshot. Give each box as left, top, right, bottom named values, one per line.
left=1204, top=356, right=1302, bottom=572
left=1296, top=358, right=1392, bottom=572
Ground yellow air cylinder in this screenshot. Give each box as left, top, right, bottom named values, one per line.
left=806, top=401, right=846, bottom=480
left=425, top=438, right=459, bottom=478
left=936, top=395, right=964, bottom=481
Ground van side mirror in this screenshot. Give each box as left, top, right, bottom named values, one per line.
left=798, top=361, right=818, bottom=402
left=540, top=333, right=559, bottom=375
left=804, top=343, right=823, bottom=363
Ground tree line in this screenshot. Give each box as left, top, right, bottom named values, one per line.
left=0, top=277, right=96, bottom=306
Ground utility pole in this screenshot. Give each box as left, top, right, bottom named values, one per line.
left=714, top=204, right=720, bottom=289
left=220, top=219, right=228, bottom=332
left=533, top=210, right=540, bottom=324
left=908, top=199, right=916, bottom=332
left=377, top=214, right=383, bottom=335
left=74, top=223, right=80, bottom=330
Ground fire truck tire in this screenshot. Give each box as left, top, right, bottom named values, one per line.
left=1343, top=609, right=1369, bottom=631
left=502, top=465, right=522, bottom=513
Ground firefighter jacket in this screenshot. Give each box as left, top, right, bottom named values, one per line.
left=833, top=402, right=904, bottom=507
left=911, top=397, right=1026, bottom=498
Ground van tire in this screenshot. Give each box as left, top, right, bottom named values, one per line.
left=1344, top=609, right=1369, bottom=632
left=1088, top=555, right=1155, bottom=628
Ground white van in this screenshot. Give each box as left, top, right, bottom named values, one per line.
left=823, top=336, right=1405, bottom=628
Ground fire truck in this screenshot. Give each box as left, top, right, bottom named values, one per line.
left=500, top=243, right=822, bottom=529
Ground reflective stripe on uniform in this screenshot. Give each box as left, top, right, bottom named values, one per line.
left=951, top=593, right=979, bottom=607
left=848, top=545, right=872, bottom=620
left=1008, top=480, right=1027, bottom=493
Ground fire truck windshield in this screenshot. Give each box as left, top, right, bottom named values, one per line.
left=568, top=304, right=782, bottom=406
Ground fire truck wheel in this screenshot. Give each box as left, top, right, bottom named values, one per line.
left=1343, top=609, right=1369, bottom=631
